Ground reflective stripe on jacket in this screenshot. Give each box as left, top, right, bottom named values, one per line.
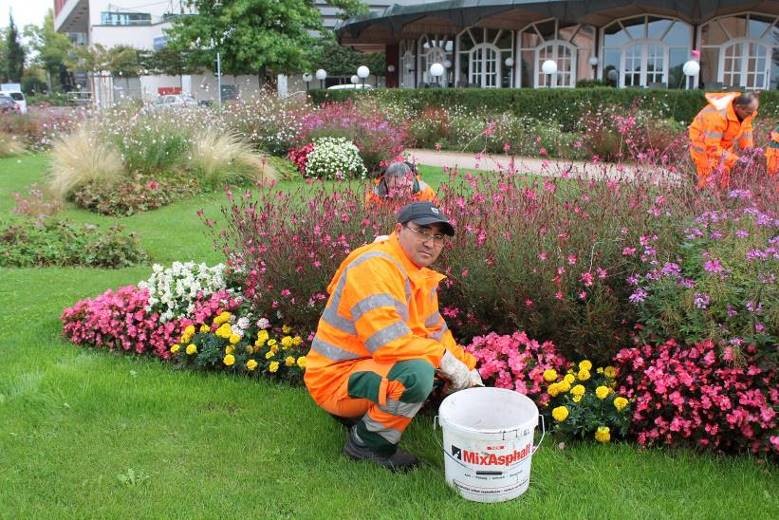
left=304, top=232, right=475, bottom=405
left=688, top=92, right=755, bottom=171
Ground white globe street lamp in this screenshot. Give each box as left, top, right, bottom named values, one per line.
left=429, top=62, right=445, bottom=87
left=443, top=59, right=452, bottom=69
left=541, top=59, right=557, bottom=88
left=315, top=68, right=327, bottom=89
left=588, top=56, right=599, bottom=79
left=350, top=74, right=359, bottom=85
left=682, top=59, right=700, bottom=89
left=302, top=72, right=312, bottom=91
left=357, top=65, right=370, bottom=89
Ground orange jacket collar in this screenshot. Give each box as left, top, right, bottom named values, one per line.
left=387, top=231, right=446, bottom=286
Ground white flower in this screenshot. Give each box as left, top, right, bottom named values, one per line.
left=256, top=317, right=270, bottom=329
left=237, top=317, right=250, bottom=330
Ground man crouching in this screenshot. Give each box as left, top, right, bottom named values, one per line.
left=304, top=202, right=481, bottom=471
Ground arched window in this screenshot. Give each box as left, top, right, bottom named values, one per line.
left=399, top=40, right=415, bottom=88
left=418, top=34, right=453, bottom=87
left=601, top=15, right=692, bottom=88
left=456, top=27, right=514, bottom=88
left=699, top=13, right=779, bottom=90
left=519, top=19, right=594, bottom=88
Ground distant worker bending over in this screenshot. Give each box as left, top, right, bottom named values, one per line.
left=366, top=161, right=437, bottom=206
left=688, top=91, right=758, bottom=188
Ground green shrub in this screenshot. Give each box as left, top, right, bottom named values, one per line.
left=0, top=219, right=148, bottom=268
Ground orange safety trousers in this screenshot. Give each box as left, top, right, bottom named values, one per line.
left=316, top=357, right=435, bottom=455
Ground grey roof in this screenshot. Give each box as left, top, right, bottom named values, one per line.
left=337, top=0, right=779, bottom=42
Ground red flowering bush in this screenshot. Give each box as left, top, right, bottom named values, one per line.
left=465, top=331, right=568, bottom=406
left=61, top=286, right=240, bottom=360
left=615, top=339, right=778, bottom=459
left=297, top=100, right=406, bottom=173
left=287, top=142, right=314, bottom=175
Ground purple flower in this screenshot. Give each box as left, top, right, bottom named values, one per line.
left=745, top=300, right=763, bottom=315
left=678, top=278, right=695, bottom=289
left=746, top=249, right=766, bottom=262
left=693, top=292, right=710, bottom=309
left=703, top=258, right=724, bottom=274
left=755, top=322, right=766, bottom=333
left=629, top=288, right=648, bottom=304
left=726, top=305, right=738, bottom=318
left=727, top=189, right=752, bottom=200
left=626, top=274, right=640, bottom=286
left=660, top=262, right=682, bottom=278
left=735, top=229, right=749, bottom=238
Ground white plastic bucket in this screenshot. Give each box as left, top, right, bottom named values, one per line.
left=436, top=387, right=544, bottom=503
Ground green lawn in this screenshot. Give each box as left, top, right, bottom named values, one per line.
left=1, top=155, right=776, bottom=519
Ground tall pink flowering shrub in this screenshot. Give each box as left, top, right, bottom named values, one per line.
left=615, top=338, right=778, bottom=459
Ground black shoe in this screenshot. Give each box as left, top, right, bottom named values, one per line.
left=343, top=428, right=419, bottom=472
left=329, top=414, right=357, bottom=429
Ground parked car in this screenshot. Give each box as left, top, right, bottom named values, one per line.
left=0, top=90, right=27, bottom=114
left=326, top=83, right=374, bottom=90
left=152, top=94, right=197, bottom=109
left=0, top=93, right=20, bottom=114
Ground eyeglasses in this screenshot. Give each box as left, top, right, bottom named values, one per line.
left=404, top=224, right=447, bottom=245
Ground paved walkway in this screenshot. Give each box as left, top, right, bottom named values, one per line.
left=405, top=148, right=682, bottom=183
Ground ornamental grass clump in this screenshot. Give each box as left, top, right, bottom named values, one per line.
left=615, top=338, right=778, bottom=458
left=543, top=360, right=631, bottom=444
left=435, top=171, right=700, bottom=363
left=189, top=129, right=277, bottom=189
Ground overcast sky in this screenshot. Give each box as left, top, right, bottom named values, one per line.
left=0, top=0, right=51, bottom=29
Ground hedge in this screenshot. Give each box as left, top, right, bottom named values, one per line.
left=310, top=88, right=779, bottom=130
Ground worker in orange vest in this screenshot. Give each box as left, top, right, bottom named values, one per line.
left=304, top=202, right=481, bottom=471
left=366, top=161, right=438, bottom=207
left=766, top=126, right=779, bottom=177
left=688, top=91, right=758, bottom=188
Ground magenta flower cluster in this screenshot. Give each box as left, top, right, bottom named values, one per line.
left=615, top=339, right=778, bottom=457
left=61, top=286, right=240, bottom=359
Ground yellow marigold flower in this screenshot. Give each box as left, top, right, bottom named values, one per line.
left=265, top=351, right=275, bottom=360
left=297, top=356, right=306, bottom=368
left=223, top=354, right=235, bottom=366
left=543, top=369, right=558, bottom=382
left=563, top=373, right=575, bottom=385
left=186, top=344, right=197, bottom=355
left=292, top=336, right=302, bottom=346
left=246, top=359, right=258, bottom=371
left=269, top=361, right=280, bottom=373
left=199, top=324, right=210, bottom=333
left=281, top=336, right=293, bottom=349
left=547, top=383, right=561, bottom=397
left=596, top=367, right=604, bottom=374
left=577, top=369, right=591, bottom=381
left=225, top=345, right=234, bottom=355
left=595, top=426, right=611, bottom=443
left=604, top=366, right=617, bottom=379
left=579, top=360, right=593, bottom=372
left=282, top=325, right=292, bottom=334
left=214, top=311, right=232, bottom=325
left=256, top=330, right=269, bottom=342
left=571, top=384, right=586, bottom=397
left=285, top=356, right=295, bottom=367
left=245, top=345, right=254, bottom=354
left=595, top=386, right=610, bottom=400
left=572, top=395, right=583, bottom=403
left=184, top=325, right=196, bottom=337
left=180, top=333, right=191, bottom=344
left=170, top=344, right=181, bottom=354
left=267, top=339, right=277, bottom=347
left=229, top=333, right=241, bottom=345
left=215, top=323, right=232, bottom=339
left=614, top=396, right=629, bottom=412
left=558, top=380, right=571, bottom=393
left=552, top=406, right=569, bottom=422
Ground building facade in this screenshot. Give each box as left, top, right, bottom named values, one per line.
left=337, top=0, right=779, bottom=90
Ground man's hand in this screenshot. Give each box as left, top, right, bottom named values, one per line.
left=438, top=350, right=470, bottom=392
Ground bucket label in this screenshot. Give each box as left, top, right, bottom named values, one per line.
left=452, top=442, right=532, bottom=466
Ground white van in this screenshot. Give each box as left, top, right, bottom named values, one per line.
left=0, top=90, right=27, bottom=114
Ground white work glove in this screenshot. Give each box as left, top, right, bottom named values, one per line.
left=468, top=369, right=484, bottom=387
left=373, top=234, right=389, bottom=243
left=438, top=350, right=470, bottom=392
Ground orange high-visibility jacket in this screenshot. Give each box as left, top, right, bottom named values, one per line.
left=766, top=129, right=779, bottom=176
left=688, top=92, right=755, bottom=184
left=304, top=232, right=475, bottom=405
left=365, top=176, right=438, bottom=207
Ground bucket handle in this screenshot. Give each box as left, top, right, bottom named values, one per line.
left=433, top=413, right=546, bottom=454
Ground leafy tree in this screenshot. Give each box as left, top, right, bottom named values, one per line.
left=327, top=0, right=369, bottom=19
left=165, top=0, right=342, bottom=83
left=308, top=33, right=384, bottom=77
left=66, top=44, right=142, bottom=77
left=3, top=14, right=26, bottom=82
left=24, top=9, right=74, bottom=92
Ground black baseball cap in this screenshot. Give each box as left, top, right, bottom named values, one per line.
left=396, top=202, right=455, bottom=236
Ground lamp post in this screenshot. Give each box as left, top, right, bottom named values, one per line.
left=588, top=56, right=599, bottom=80
left=541, top=59, right=557, bottom=88
left=315, top=68, right=327, bottom=89
left=302, top=72, right=312, bottom=92
left=504, top=57, right=514, bottom=87
left=682, top=59, right=700, bottom=90
left=357, top=65, right=370, bottom=89
left=429, top=62, right=444, bottom=87
left=350, top=74, right=359, bottom=88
